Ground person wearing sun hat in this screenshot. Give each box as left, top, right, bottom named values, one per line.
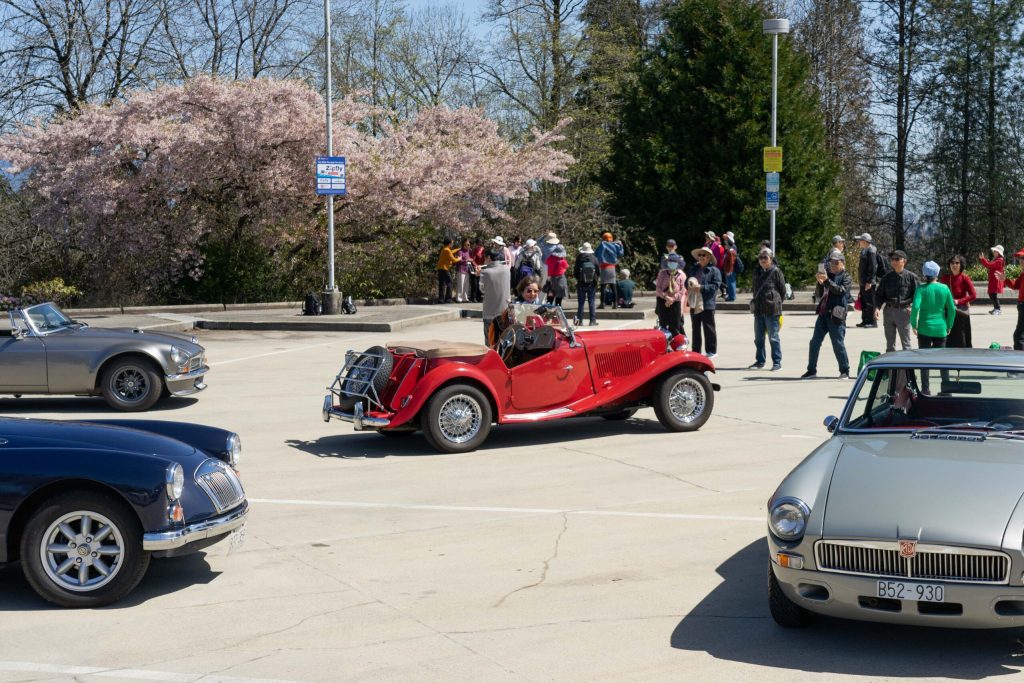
left=655, top=253, right=686, bottom=336
left=491, top=236, right=512, bottom=265
left=686, top=246, right=722, bottom=357
left=538, top=232, right=560, bottom=288
left=980, top=245, right=1005, bottom=314
left=573, top=242, right=600, bottom=325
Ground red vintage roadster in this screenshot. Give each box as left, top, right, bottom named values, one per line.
left=322, top=304, right=718, bottom=453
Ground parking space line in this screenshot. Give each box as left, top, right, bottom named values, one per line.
left=249, top=498, right=762, bottom=522
left=211, top=341, right=343, bottom=367
left=0, top=661, right=304, bottom=683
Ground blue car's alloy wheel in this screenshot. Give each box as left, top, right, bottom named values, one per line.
left=21, top=491, right=150, bottom=608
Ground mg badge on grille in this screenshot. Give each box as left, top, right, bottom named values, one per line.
left=899, top=540, right=917, bottom=558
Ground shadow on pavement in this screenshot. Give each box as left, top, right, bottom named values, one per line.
left=0, top=396, right=199, bottom=415
left=288, top=416, right=668, bottom=459
left=670, top=538, right=1024, bottom=679
left=0, top=553, right=218, bottom=610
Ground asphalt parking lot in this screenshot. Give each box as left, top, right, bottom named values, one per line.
left=1, top=309, right=1022, bottom=682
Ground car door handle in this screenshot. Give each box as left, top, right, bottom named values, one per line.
left=562, top=365, right=573, bottom=371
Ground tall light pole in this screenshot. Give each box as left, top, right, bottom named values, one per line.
left=763, top=18, right=788, bottom=255
left=321, top=0, right=340, bottom=314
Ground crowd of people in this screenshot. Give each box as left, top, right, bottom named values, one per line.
left=435, top=230, right=1024, bottom=368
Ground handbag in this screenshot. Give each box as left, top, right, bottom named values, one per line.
left=832, top=304, right=848, bottom=321
left=854, top=294, right=863, bottom=311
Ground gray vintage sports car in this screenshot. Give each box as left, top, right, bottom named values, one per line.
left=1, top=302, right=207, bottom=411
left=768, top=349, right=1024, bottom=629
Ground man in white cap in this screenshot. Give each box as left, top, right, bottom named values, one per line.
left=980, top=245, right=1005, bottom=314
left=854, top=232, right=878, bottom=328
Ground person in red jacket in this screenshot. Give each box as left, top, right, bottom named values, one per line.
left=980, top=245, right=1005, bottom=315
left=1000, top=257, right=1024, bottom=351
left=940, top=254, right=977, bottom=348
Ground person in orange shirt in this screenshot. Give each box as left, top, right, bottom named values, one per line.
left=435, top=238, right=462, bottom=304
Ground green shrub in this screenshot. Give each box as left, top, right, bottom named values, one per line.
left=20, top=278, right=81, bottom=306
left=966, top=263, right=1021, bottom=282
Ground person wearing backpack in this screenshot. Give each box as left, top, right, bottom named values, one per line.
left=573, top=243, right=600, bottom=326
left=854, top=233, right=879, bottom=328
left=722, top=231, right=741, bottom=301
left=514, top=238, right=542, bottom=285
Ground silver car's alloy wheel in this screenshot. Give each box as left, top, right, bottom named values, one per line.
left=668, top=377, right=705, bottom=423
left=438, top=395, right=483, bottom=444
left=111, top=367, right=149, bottom=403
left=40, top=510, right=124, bottom=592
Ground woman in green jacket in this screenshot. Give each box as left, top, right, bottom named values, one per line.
left=911, top=261, right=956, bottom=393
left=911, top=260, right=956, bottom=348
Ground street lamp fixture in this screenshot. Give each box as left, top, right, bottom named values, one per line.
left=763, top=18, right=788, bottom=255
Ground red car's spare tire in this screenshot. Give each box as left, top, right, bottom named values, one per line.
left=339, top=345, right=393, bottom=411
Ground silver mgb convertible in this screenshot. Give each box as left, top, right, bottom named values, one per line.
left=768, top=349, right=1024, bottom=628
left=1, top=302, right=208, bottom=411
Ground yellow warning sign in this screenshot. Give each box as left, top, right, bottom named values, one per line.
left=763, top=147, right=783, bottom=173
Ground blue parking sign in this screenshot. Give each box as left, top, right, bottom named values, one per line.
left=765, top=191, right=779, bottom=210
left=316, top=156, right=346, bottom=196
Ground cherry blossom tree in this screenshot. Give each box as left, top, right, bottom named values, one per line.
left=0, top=76, right=571, bottom=302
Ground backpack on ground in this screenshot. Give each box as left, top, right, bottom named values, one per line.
left=302, top=292, right=321, bottom=316
left=579, top=258, right=597, bottom=285
left=342, top=295, right=357, bottom=315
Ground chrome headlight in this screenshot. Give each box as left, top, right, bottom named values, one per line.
left=170, top=345, right=193, bottom=369
left=165, top=463, right=184, bottom=500
left=226, top=433, right=241, bottom=467
left=769, top=497, right=810, bottom=541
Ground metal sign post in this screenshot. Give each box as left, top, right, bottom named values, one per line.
left=763, top=19, right=789, bottom=255
left=320, top=0, right=341, bottom=314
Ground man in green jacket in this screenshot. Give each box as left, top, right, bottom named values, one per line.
left=911, top=260, right=956, bottom=393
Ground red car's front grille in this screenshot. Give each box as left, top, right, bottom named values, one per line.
left=594, top=350, right=643, bottom=378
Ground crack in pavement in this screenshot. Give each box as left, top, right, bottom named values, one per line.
left=246, top=534, right=529, bottom=681
left=447, top=613, right=682, bottom=635
left=561, top=446, right=721, bottom=493
left=493, top=513, right=569, bottom=608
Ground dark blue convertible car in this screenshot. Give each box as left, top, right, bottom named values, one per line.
left=0, top=417, right=248, bottom=607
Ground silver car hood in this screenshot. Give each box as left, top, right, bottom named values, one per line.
left=823, top=435, right=1024, bottom=549
left=74, top=327, right=202, bottom=350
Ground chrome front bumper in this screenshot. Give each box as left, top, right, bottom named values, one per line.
left=143, top=503, right=248, bottom=551
left=166, top=365, right=210, bottom=396
left=772, top=561, right=1024, bottom=628
left=322, top=395, right=390, bottom=430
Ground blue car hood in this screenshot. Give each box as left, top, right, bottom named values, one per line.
left=0, top=418, right=196, bottom=461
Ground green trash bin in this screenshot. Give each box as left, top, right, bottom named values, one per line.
left=858, top=350, right=880, bottom=374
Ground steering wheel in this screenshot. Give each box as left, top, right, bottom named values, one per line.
left=989, top=415, right=1024, bottom=429
left=497, top=325, right=524, bottom=364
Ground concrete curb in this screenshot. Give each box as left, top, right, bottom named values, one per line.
left=195, top=309, right=461, bottom=333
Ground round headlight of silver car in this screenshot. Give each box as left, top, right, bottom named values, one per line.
left=165, top=463, right=184, bottom=500
left=170, top=345, right=192, bottom=368
left=226, top=433, right=241, bottom=467
left=769, top=497, right=810, bottom=541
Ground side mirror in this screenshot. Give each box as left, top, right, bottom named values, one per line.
left=824, top=416, right=839, bottom=433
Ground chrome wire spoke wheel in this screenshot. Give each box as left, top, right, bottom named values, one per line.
left=668, top=377, right=705, bottom=424
left=40, top=510, right=125, bottom=592
left=438, top=395, right=483, bottom=443
left=112, top=367, right=148, bottom=403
